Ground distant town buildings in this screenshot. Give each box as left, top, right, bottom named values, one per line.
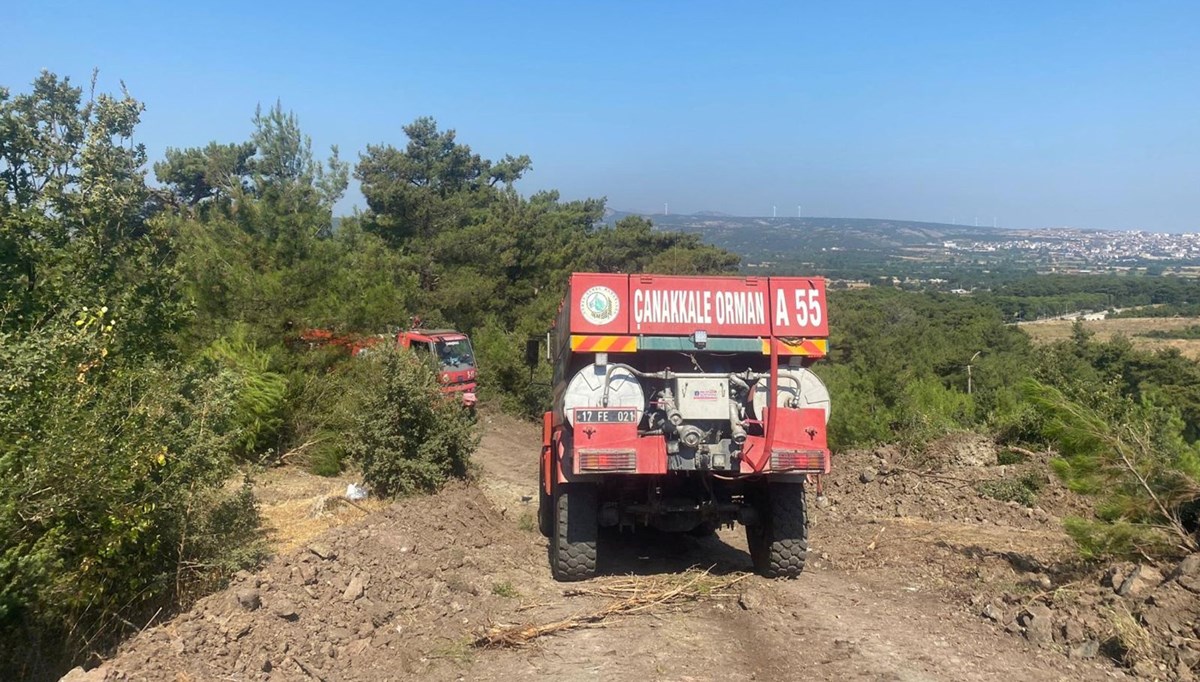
left=941, top=229, right=1200, bottom=269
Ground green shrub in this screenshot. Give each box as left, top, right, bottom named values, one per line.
left=1138, top=324, right=1200, bottom=340
left=471, top=317, right=553, bottom=419
left=203, top=326, right=288, bottom=458
left=976, top=472, right=1044, bottom=507
left=996, top=449, right=1029, bottom=466
left=346, top=349, right=478, bottom=496
left=1058, top=517, right=1174, bottom=560
left=815, top=364, right=895, bottom=448
left=0, top=315, right=265, bottom=679
left=306, top=436, right=347, bottom=477
left=491, top=582, right=518, bottom=598
left=894, top=377, right=976, bottom=447
left=988, top=384, right=1048, bottom=446
left=1027, top=379, right=1200, bottom=558
left=279, top=352, right=371, bottom=476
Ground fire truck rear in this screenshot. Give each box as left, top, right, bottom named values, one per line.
left=536, top=273, right=831, bottom=581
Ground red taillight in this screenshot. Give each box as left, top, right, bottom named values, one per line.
left=770, top=449, right=827, bottom=472
left=577, top=450, right=636, bottom=472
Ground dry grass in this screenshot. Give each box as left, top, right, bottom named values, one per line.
left=1019, top=317, right=1200, bottom=359
left=252, top=466, right=389, bottom=553
left=1107, top=602, right=1155, bottom=664
left=472, top=569, right=750, bottom=648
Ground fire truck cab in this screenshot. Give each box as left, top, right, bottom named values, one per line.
left=397, top=329, right=478, bottom=409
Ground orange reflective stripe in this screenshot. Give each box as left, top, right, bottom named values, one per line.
left=609, top=336, right=637, bottom=352
left=764, top=338, right=828, bottom=356
left=571, top=335, right=638, bottom=352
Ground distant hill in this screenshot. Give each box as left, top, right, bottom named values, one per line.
left=608, top=211, right=1020, bottom=251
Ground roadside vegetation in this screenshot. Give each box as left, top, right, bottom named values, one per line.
left=0, top=71, right=735, bottom=678
left=820, top=290, right=1200, bottom=558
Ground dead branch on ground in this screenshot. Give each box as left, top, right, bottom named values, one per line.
left=473, top=569, right=750, bottom=648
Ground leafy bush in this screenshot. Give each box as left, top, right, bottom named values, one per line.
left=815, top=364, right=895, bottom=448
left=203, top=326, right=288, bottom=457
left=472, top=317, right=552, bottom=419
left=988, top=385, right=1047, bottom=446
left=277, top=348, right=368, bottom=476
left=346, top=349, right=478, bottom=496
left=894, top=377, right=976, bottom=447
left=0, top=313, right=265, bottom=679
left=815, top=288, right=1034, bottom=449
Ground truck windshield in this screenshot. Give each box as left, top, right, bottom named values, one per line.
left=435, top=338, right=475, bottom=371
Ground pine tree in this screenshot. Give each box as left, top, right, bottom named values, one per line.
left=1025, top=379, right=1200, bottom=558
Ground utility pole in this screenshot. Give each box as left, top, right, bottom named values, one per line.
left=967, top=351, right=982, bottom=395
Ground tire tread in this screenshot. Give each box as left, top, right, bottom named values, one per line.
left=551, top=484, right=597, bottom=581
left=747, top=482, right=808, bottom=579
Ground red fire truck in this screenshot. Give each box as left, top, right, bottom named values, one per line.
left=534, top=273, right=830, bottom=580
left=395, top=328, right=478, bottom=409
left=298, top=327, right=477, bottom=408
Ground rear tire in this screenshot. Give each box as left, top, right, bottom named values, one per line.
left=537, top=458, right=552, bottom=538
left=746, top=481, right=808, bottom=578
left=551, top=483, right=598, bottom=581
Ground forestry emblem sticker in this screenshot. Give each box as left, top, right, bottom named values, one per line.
left=580, top=286, right=620, bottom=326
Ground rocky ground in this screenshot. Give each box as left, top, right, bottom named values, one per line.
left=67, top=414, right=1199, bottom=681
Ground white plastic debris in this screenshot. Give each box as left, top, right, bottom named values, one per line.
left=345, top=483, right=369, bottom=501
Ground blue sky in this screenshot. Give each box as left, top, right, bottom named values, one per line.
left=5, top=1, right=1198, bottom=231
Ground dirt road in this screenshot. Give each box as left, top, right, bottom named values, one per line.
left=463, top=414, right=1119, bottom=682
left=87, top=414, right=1128, bottom=681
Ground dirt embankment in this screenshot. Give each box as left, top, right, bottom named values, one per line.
left=72, top=415, right=1198, bottom=681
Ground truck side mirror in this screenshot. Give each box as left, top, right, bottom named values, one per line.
left=524, top=338, right=540, bottom=369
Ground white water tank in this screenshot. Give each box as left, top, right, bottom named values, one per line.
left=563, top=365, right=645, bottom=425
left=751, top=368, right=830, bottom=424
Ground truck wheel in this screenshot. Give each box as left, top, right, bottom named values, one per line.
left=746, top=481, right=808, bottom=578
left=551, top=483, right=598, bottom=581
left=537, top=459, right=552, bottom=538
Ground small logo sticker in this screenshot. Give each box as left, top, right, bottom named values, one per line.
left=580, top=286, right=620, bottom=326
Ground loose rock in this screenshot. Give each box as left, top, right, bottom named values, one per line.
left=1175, top=554, right=1200, bottom=577
left=738, top=588, right=765, bottom=611
left=343, top=576, right=365, bottom=602
left=1020, top=604, right=1054, bottom=645
left=1069, top=639, right=1100, bottom=659
left=272, top=599, right=299, bottom=621
left=309, top=543, right=337, bottom=561
left=1118, top=565, right=1164, bottom=597
left=236, top=590, right=262, bottom=612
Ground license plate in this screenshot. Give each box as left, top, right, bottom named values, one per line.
left=574, top=408, right=638, bottom=424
